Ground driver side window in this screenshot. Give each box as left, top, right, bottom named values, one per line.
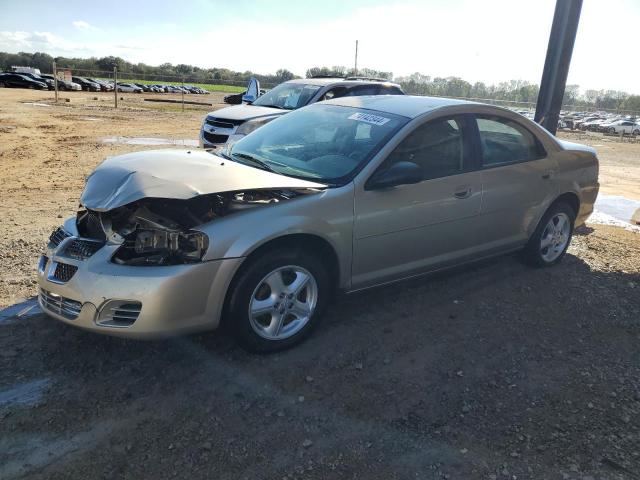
left=382, top=117, right=467, bottom=181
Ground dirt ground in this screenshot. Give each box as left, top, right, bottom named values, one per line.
left=0, top=88, right=639, bottom=479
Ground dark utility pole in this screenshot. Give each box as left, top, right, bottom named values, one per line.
left=534, top=0, right=583, bottom=135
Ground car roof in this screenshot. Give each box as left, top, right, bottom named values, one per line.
left=320, top=95, right=476, bottom=118
left=284, top=77, right=401, bottom=88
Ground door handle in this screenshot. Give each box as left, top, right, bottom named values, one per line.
left=453, top=186, right=472, bottom=199
left=542, top=170, right=555, bottom=180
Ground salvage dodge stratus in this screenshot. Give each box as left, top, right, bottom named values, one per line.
left=38, top=96, right=599, bottom=352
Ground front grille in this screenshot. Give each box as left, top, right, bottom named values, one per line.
left=206, top=117, right=243, bottom=128
left=48, top=227, right=71, bottom=248
left=206, top=119, right=236, bottom=129
left=39, top=288, right=82, bottom=320
left=53, top=263, right=78, bottom=283
left=203, top=131, right=229, bottom=144
left=97, top=301, right=142, bottom=328
left=62, top=239, right=104, bottom=260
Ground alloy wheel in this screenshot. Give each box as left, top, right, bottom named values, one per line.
left=540, top=212, right=571, bottom=262
left=248, top=265, right=318, bottom=340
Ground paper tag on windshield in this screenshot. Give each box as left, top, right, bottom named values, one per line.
left=348, top=112, right=390, bottom=126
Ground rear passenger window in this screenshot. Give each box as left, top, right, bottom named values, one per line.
left=381, top=86, right=404, bottom=95
left=383, top=117, right=466, bottom=180
left=345, top=85, right=380, bottom=97
left=321, top=87, right=347, bottom=101
left=476, top=116, right=545, bottom=167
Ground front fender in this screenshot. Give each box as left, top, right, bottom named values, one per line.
left=199, top=185, right=355, bottom=289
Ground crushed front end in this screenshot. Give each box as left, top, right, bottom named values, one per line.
left=37, top=189, right=309, bottom=338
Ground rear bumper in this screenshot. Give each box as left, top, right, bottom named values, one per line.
left=577, top=182, right=599, bottom=227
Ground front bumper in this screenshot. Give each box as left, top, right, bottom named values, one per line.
left=199, top=123, right=244, bottom=149
left=37, top=231, right=244, bottom=339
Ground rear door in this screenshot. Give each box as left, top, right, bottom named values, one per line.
left=352, top=115, right=483, bottom=288
left=472, top=115, right=558, bottom=251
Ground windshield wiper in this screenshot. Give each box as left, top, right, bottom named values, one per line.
left=217, top=149, right=231, bottom=160
left=231, top=152, right=276, bottom=173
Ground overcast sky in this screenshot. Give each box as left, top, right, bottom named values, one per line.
left=1, top=0, right=638, bottom=94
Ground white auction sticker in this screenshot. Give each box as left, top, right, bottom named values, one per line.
left=348, top=112, right=390, bottom=126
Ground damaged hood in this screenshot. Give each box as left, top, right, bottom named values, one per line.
left=80, top=149, right=326, bottom=211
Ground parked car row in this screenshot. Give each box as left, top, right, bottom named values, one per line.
left=574, top=116, right=640, bottom=134
left=556, top=111, right=639, bottom=134
left=510, top=108, right=640, bottom=135
left=0, top=70, right=211, bottom=95
left=130, top=83, right=210, bottom=94
left=0, top=72, right=50, bottom=90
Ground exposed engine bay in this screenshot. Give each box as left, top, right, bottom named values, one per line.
left=76, top=189, right=312, bottom=266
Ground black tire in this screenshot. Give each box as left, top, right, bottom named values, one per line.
left=225, top=248, right=331, bottom=353
left=523, top=202, right=576, bottom=268
left=609, top=127, right=615, bottom=134
left=633, top=129, right=640, bottom=136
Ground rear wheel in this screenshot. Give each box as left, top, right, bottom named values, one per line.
left=633, top=129, right=640, bottom=136
left=523, top=202, right=575, bottom=267
left=609, top=127, right=616, bottom=134
left=226, top=248, right=331, bottom=353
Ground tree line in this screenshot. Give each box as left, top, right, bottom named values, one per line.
left=2, top=51, right=639, bottom=112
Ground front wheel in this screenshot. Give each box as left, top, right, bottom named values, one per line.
left=633, top=129, right=640, bottom=136
left=226, top=249, right=331, bottom=353
left=523, top=202, right=575, bottom=267
left=609, top=127, right=616, bottom=134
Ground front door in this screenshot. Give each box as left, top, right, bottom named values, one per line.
left=352, top=115, right=483, bottom=289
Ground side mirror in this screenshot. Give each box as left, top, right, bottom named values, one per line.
left=242, top=77, right=260, bottom=104
left=366, top=161, right=422, bottom=190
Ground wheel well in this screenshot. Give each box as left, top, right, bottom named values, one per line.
left=221, top=234, right=341, bottom=325
left=553, top=192, right=580, bottom=217
left=245, top=234, right=340, bottom=280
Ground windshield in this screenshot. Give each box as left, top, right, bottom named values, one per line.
left=252, top=82, right=321, bottom=110
left=227, top=104, right=407, bottom=185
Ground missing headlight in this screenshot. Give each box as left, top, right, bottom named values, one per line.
left=113, top=229, right=208, bottom=266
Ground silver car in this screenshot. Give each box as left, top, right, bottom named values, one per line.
left=199, top=77, right=404, bottom=149
left=38, top=96, right=599, bottom=352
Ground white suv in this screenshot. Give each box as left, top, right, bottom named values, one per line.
left=199, top=77, right=404, bottom=149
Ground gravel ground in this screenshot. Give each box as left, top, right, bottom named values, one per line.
left=1, top=88, right=639, bottom=479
